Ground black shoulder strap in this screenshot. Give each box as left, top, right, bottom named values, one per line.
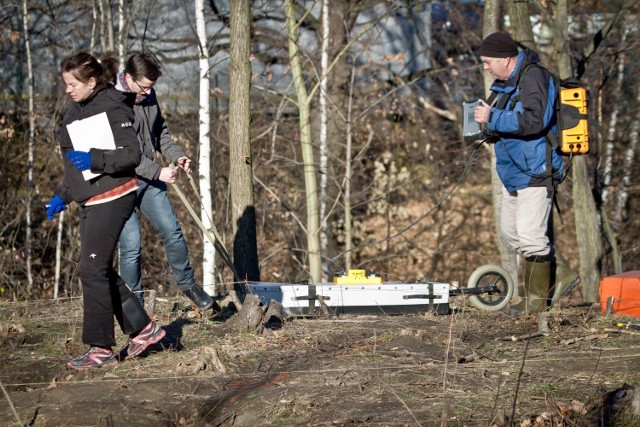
left=489, top=62, right=562, bottom=202
left=486, top=63, right=539, bottom=109
left=515, top=63, right=561, bottom=154
left=486, top=91, right=498, bottom=106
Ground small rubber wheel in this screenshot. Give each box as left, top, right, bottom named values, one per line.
left=466, top=264, right=514, bottom=311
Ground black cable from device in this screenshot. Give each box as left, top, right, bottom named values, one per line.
left=327, top=138, right=489, bottom=268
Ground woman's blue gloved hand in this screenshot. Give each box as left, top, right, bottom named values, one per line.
left=66, top=151, right=92, bottom=171
left=45, top=195, right=67, bottom=220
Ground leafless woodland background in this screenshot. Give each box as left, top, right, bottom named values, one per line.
left=1, top=0, right=639, bottom=302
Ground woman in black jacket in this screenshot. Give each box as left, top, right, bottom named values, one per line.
left=45, top=51, right=165, bottom=370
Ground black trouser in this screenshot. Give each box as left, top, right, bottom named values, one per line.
left=78, top=192, right=150, bottom=348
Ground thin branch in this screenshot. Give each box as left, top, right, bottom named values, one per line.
left=1, top=379, right=23, bottom=426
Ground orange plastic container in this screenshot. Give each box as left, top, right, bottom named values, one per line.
left=600, top=271, right=640, bottom=317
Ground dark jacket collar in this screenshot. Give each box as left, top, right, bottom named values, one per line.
left=491, top=49, right=541, bottom=94
left=508, top=49, right=540, bottom=84
left=78, top=83, right=108, bottom=106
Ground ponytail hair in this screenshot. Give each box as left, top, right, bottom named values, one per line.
left=61, top=51, right=120, bottom=86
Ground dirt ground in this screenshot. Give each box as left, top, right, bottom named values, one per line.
left=1, top=293, right=639, bottom=427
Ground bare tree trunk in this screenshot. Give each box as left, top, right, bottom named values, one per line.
left=554, top=0, right=602, bottom=302
left=229, top=0, right=260, bottom=285
left=343, top=60, right=356, bottom=272
left=105, top=0, right=114, bottom=51
left=319, top=0, right=330, bottom=281
left=572, top=157, right=602, bottom=302
left=508, top=0, right=581, bottom=298
left=504, top=0, right=539, bottom=299
left=284, top=0, right=322, bottom=283
left=23, top=0, right=34, bottom=295
left=506, top=0, right=534, bottom=48
left=195, top=0, right=216, bottom=293
left=483, top=0, right=519, bottom=293
left=302, top=2, right=377, bottom=278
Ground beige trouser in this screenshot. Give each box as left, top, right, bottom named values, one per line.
left=500, top=186, right=553, bottom=258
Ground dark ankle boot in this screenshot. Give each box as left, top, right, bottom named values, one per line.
left=183, top=285, right=214, bottom=310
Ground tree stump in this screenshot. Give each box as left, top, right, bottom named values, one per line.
left=224, top=294, right=265, bottom=334
left=264, top=300, right=285, bottom=325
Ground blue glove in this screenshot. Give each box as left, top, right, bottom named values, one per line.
left=45, top=195, right=67, bottom=220
left=66, top=151, right=92, bottom=171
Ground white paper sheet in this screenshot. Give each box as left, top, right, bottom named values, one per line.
left=66, top=112, right=115, bottom=180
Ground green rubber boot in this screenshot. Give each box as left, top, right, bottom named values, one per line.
left=513, top=256, right=552, bottom=315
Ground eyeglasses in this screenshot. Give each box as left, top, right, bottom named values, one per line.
left=133, top=80, right=154, bottom=92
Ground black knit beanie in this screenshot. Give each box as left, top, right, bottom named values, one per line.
left=479, top=32, right=518, bottom=58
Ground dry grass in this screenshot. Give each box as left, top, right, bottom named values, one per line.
left=1, top=296, right=640, bottom=426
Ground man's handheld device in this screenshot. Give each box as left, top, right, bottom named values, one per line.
left=463, top=99, right=484, bottom=142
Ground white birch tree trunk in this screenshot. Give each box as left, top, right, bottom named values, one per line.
left=319, top=0, right=329, bottom=281
left=23, top=0, right=34, bottom=294
left=54, top=212, right=64, bottom=299
left=616, top=86, right=640, bottom=226
left=117, top=0, right=125, bottom=65
left=598, top=25, right=628, bottom=275
left=195, top=0, right=216, bottom=293
left=91, top=0, right=97, bottom=51
left=97, top=0, right=105, bottom=52
left=601, top=25, right=628, bottom=205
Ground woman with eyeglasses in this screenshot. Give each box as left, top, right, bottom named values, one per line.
left=45, top=51, right=165, bottom=370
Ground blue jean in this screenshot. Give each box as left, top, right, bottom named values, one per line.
left=119, top=178, right=196, bottom=304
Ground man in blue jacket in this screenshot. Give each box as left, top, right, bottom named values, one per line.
left=115, top=53, right=213, bottom=311
left=474, top=32, right=563, bottom=314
